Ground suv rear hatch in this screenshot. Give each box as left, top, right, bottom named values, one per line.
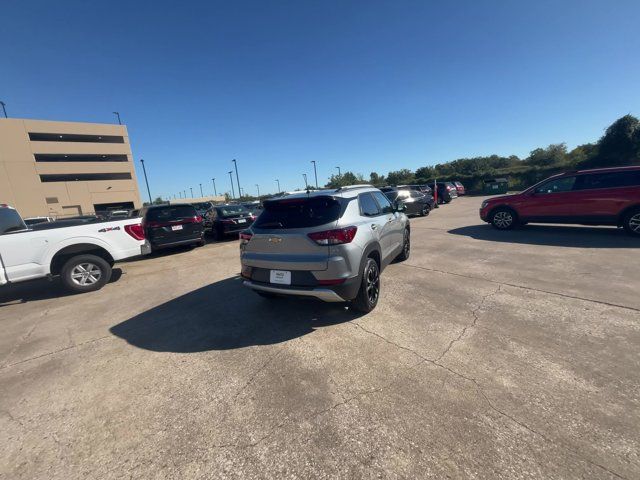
left=242, top=195, right=343, bottom=272
left=144, top=205, right=202, bottom=246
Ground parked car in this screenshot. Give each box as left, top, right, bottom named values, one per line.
left=242, top=201, right=263, bottom=216
left=444, top=182, right=459, bottom=199
left=23, top=216, right=55, bottom=227
left=106, top=210, right=130, bottom=219
left=479, top=166, right=640, bottom=235
left=432, top=182, right=453, bottom=204
left=0, top=204, right=148, bottom=293
left=139, top=204, right=205, bottom=251
left=192, top=202, right=214, bottom=217
left=205, top=204, right=256, bottom=240
left=384, top=188, right=433, bottom=216
left=397, top=184, right=434, bottom=196
left=239, top=185, right=410, bottom=312
left=453, top=181, right=466, bottom=195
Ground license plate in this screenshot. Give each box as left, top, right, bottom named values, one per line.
left=270, top=270, right=291, bottom=285
left=237, top=218, right=247, bottom=223
left=171, top=225, right=183, bottom=231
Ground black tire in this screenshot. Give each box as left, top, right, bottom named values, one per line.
left=210, top=226, right=221, bottom=241
left=489, top=207, right=518, bottom=230
left=352, top=258, right=381, bottom=313
left=196, top=239, right=206, bottom=247
left=60, top=254, right=111, bottom=293
left=623, top=209, right=640, bottom=236
left=419, top=205, right=430, bottom=217
left=395, top=228, right=410, bottom=262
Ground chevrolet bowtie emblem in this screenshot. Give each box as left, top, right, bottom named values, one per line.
left=268, top=236, right=283, bottom=243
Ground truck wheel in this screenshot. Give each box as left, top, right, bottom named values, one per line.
left=623, top=209, right=640, bottom=236
left=351, top=258, right=380, bottom=313
left=60, top=254, right=111, bottom=293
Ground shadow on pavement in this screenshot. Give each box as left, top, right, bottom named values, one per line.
left=0, top=268, right=124, bottom=306
left=449, top=224, right=638, bottom=248
left=110, top=276, right=360, bottom=352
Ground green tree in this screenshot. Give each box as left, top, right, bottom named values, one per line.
left=325, top=171, right=365, bottom=188
left=526, top=144, right=568, bottom=167
left=386, top=169, right=414, bottom=185
left=369, top=172, right=386, bottom=186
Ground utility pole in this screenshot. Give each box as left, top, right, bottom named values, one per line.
left=275, top=179, right=281, bottom=192
left=311, top=160, right=318, bottom=188
left=113, top=111, right=122, bottom=125
left=0, top=101, right=7, bottom=118
left=212, top=178, right=217, bottom=197
left=255, top=184, right=260, bottom=197
left=199, top=183, right=203, bottom=197
left=302, top=173, right=308, bottom=189
left=232, top=159, right=241, bottom=201
left=228, top=171, right=236, bottom=199
left=139, top=159, right=152, bottom=204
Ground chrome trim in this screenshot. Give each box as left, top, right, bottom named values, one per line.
left=243, top=280, right=346, bottom=302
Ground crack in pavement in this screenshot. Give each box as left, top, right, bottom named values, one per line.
left=401, top=262, right=640, bottom=313
left=436, top=284, right=502, bottom=362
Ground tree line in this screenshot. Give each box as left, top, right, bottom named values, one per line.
left=325, top=114, right=640, bottom=192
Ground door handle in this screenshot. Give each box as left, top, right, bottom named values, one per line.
left=371, top=224, right=379, bottom=230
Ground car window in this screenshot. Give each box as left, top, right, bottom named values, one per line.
left=410, top=191, right=422, bottom=198
left=0, top=208, right=27, bottom=234
left=580, top=171, right=640, bottom=190
left=359, top=193, right=381, bottom=216
left=146, top=205, right=197, bottom=221
left=535, top=176, right=577, bottom=194
left=217, top=205, right=250, bottom=217
left=255, top=196, right=342, bottom=229
left=371, top=191, right=394, bottom=214
left=397, top=191, right=410, bottom=199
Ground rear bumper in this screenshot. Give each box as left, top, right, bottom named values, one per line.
left=243, top=280, right=346, bottom=302
left=150, top=236, right=202, bottom=249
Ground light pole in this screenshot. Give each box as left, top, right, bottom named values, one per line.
left=228, top=171, right=236, bottom=199
left=212, top=178, right=217, bottom=197
left=0, top=101, right=7, bottom=118
left=311, top=160, right=318, bottom=188
left=190, top=187, right=193, bottom=198
left=302, top=173, right=308, bottom=189
left=183, top=190, right=186, bottom=199
left=179, top=192, right=183, bottom=199
left=139, top=159, right=152, bottom=204
left=232, top=159, right=241, bottom=201
left=113, top=111, right=121, bottom=125
left=255, top=184, right=260, bottom=198
left=335, top=166, right=341, bottom=177
left=275, top=179, right=281, bottom=192
left=199, top=183, right=203, bottom=197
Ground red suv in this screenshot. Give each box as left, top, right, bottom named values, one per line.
left=479, top=166, right=640, bottom=236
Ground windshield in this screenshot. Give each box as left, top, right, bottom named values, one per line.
left=255, top=196, right=341, bottom=229
left=147, top=205, right=197, bottom=222
left=0, top=208, right=28, bottom=234
left=217, top=205, right=250, bottom=217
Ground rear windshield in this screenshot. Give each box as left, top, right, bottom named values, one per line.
left=254, top=196, right=341, bottom=229
left=217, top=205, right=250, bottom=217
left=0, top=208, right=27, bottom=234
left=146, top=205, right=196, bottom=222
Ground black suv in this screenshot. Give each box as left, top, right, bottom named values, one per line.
left=139, top=204, right=205, bottom=251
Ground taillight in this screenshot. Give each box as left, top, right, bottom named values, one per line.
left=239, top=231, right=253, bottom=245
left=308, top=226, right=357, bottom=245
left=124, top=223, right=145, bottom=240
left=317, top=278, right=346, bottom=286
left=195, top=215, right=203, bottom=223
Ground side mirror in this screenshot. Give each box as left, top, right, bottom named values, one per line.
left=394, top=201, right=406, bottom=212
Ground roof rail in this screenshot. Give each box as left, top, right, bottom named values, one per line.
left=335, top=184, right=374, bottom=192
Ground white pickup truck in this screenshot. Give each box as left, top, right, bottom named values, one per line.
left=0, top=204, right=149, bottom=293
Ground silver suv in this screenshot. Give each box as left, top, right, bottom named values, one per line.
left=240, top=185, right=410, bottom=312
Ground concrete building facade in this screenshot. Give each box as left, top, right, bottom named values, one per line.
left=0, top=118, right=142, bottom=218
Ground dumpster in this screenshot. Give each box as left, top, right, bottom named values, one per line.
left=483, top=178, right=509, bottom=195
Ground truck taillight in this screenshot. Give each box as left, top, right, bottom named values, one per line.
left=239, top=231, right=253, bottom=244
left=308, top=226, right=357, bottom=245
left=125, top=223, right=145, bottom=240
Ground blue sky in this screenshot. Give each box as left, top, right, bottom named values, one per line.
left=2, top=0, right=639, bottom=198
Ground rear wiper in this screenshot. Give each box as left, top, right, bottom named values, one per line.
left=259, top=221, right=283, bottom=228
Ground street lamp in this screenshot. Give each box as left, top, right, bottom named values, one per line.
left=311, top=160, right=318, bottom=188
left=335, top=166, right=341, bottom=177
left=232, top=159, right=241, bottom=200
left=139, top=159, right=152, bottom=204
left=190, top=187, right=193, bottom=198
left=228, top=171, right=236, bottom=199
left=199, top=183, right=203, bottom=197
left=275, top=179, right=281, bottom=192
left=212, top=178, right=217, bottom=197
left=0, top=101, right=7, bottom=118
left=255, top=184, right=260, bottom=197
left=302, top=173, right=308, bottom=189
left=113, top=111, right=122, bottom=125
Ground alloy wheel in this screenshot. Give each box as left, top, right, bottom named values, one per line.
left=70, top=263, right=102, bottom=286
left=493, top=211, right=513, bottom=229
left=366, top=263, right=380, bottom=305
left=630, top=213, right=640, bottom=233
